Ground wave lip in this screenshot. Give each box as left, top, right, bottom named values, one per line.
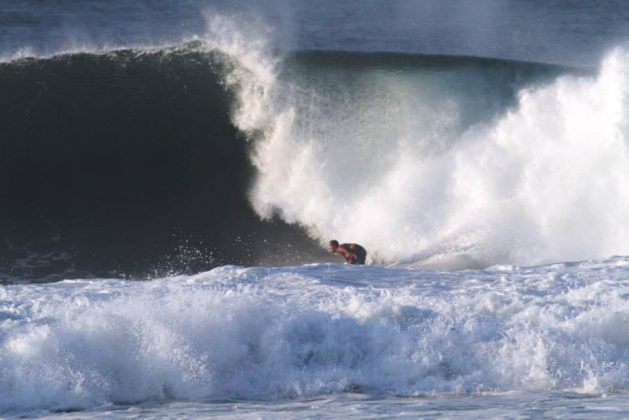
left=2, top=257, right=629, bottom=413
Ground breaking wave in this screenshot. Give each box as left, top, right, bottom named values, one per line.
left=2, top=16, right=628, bottom=280
left=213, top=15, right=629, bottom=268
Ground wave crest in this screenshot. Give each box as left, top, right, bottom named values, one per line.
left=217, top=22, right=629, bottom=267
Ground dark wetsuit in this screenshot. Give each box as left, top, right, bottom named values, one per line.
left=340, top=243, right=367, bottom=265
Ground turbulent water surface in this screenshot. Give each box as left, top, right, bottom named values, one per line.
left=3, top=259, right=629, bottom=416
left=2, top=0, right=629, bottom=417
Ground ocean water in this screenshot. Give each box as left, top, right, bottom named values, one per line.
left=2, top=1, right=629, bottom=417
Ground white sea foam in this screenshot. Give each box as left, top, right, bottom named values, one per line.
left=208, top=14, right=629, bottom=267
left=1, top=258, right=629, bottom=413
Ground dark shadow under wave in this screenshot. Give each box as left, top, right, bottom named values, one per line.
left=0, top=48, right=335, bottom=282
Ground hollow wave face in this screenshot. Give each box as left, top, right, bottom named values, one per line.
left=0, top=28, right=334, bottom=281
left=213, top=14, right=629, bottom=267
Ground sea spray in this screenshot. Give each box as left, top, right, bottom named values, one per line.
left=215, top=22, right=629, bottom=266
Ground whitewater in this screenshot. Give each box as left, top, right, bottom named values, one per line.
left=3, top=258, right=629, bottom=416
left=2, top=2, right=629, bottom=418
left=208, top=15, right=629, bottom=269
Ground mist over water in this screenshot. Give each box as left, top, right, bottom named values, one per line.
left=209, top=14, right=629, bottom=267
left=3, top=1, right=629, bottom=66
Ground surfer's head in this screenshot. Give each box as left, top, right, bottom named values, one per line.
left=328, top=240, right=339, bottom=252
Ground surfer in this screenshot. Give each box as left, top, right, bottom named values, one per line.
left=328, top=240, right=367, bottom=265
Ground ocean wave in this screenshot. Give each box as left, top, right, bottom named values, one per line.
left=1, top=17, right=628, bottom=279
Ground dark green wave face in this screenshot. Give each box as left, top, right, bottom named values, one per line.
left=0, top=47, right=582, bottom=282
left=0, top=48, right=337, bottom=282
left=0, top=49, right=235, bottom=215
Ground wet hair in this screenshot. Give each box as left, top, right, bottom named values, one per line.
left=329, top=240, right=339, bottom=247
